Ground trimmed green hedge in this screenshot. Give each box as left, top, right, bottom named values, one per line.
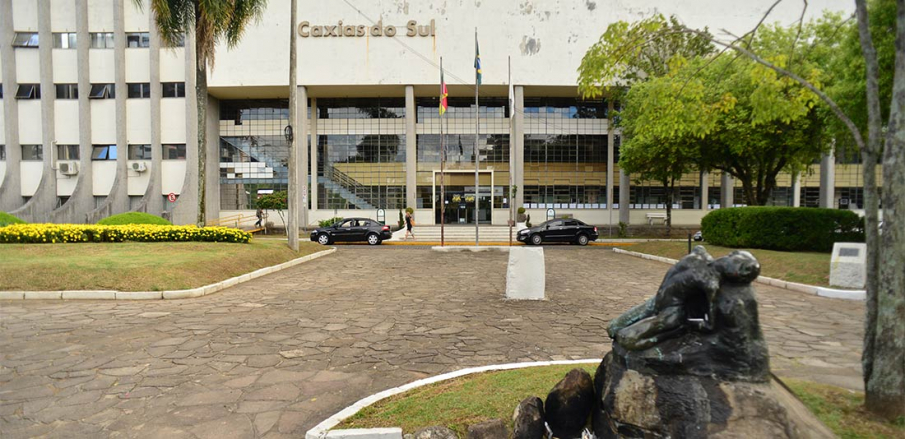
left=0, top=212, right=25, bottom=227
left=97, top=212, right=172, bottom=226
left=319, top=217, right=343, bottom=228
left=0, top=224, right=251, bottom=244
left=701, top=207, right=863, bottom=252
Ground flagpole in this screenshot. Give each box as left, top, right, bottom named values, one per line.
left=508, top=55, right=513, bottom=247
left=440, top=57, right=446, bottom=247
left=474, top=28, right=480, bottom=247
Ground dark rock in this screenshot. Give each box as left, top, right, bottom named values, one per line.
left=411, top=426, right=457, bottom=439
left=512, top=396, right=545, bottom=439
left=591, top=350, right=834, bottom=438
left=545, top=368, right=594, bottom=439
left=466, top=419, right=508, bottom=439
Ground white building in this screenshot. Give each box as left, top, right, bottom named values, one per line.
left=0, top=0, right=860, bottom=226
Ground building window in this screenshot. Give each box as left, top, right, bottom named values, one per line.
left=126, top=32, right=150, bottom=48
left=163, top=144, right=186, bottom=160
left=22, top=145, right=43, bottom=161
left=89, top=32, right=114, bottom=49
left=52, top=32, right=77, bottom=49
left=15, top=84, right=41, bottom=100
left=55, top=84, right=78, bottom=99
left=88, top=84, right=115, bottom=99
left=127, top=83, right=151, bottom=98
left=0, top=84, right=3, bottom=98
left=162, top=82, right=186, bottom=98
left=13, top=32, right=39, bottom=48
left=128, top=144, right=152, bottom=160
left=0, top=145, right=5, bottom=161
left=57, top=144, right=80, bottom=160
left=91, top=145, right=117, bottom=160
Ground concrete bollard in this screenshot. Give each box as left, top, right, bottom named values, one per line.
left=506, top=247, right=545, bottom=300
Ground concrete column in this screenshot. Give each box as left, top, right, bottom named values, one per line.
left=819, top=150, right=835, bottom=208
left=721, top=173, right=734, bottom=208
left=606, top=100, right=614, bottom=223
left=297, top=86, right=309, bottom=228
left=141, top=7, right=164, bottom=217
left=514, top=86, right=525, bottom=209
left=405, top=85, right=416, bottom=209
left=205, top=96, right=220, bottom=221
left=12, top=0, right=57, bottom=222
left=699, top=171, right=709, bottom=211
left=0, top=0, right=23, bottom=211
left=791, top=171, right=801, bottom=207
left=619, top=170, right=630, bottom=224
left=85, top=0, right=129, bottom=222
left=309, top=97, right=318, bottom=213
left=172, top=27, right=199, bottom=225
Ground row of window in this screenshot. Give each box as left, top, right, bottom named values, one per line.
left=16, top=144, right=186, bottom=161
left=14, top=32, right=183, bottom=49
left=10, top=83, right=186, bottom=100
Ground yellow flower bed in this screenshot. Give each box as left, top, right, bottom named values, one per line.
left=0, top=224, right=252, bottom=244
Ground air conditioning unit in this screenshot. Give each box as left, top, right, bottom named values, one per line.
left=59, top=161, right=79, bottom=176
left=131, top=162, right=148, bottom=172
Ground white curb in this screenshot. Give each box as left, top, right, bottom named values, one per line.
left=612, top=248, right=865, bottom=301
left=324, top=428, right=403, bottom=439
left=0, top=248, right=336, bottom=301
left=304, top=359, right=600, bottom=439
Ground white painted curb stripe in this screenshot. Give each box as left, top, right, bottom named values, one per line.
left=612, top=248, right=866, bottom=301
left=304, top=359, right=600, bottom=439
left=0, top=247, right=336, bottom=301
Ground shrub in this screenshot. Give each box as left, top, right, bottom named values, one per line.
left=405, top=207, right=414, bottom=214
left=618, top=221, right=628, bottom=238
left=318, top=217, right=343, bottom=228
left=97, top=212, right=172, bottom=226
left=0, top=224, right=251, bottom=244
left=526, top=214, right=532, bottom=228
left=517, top=207, right=526, bottom=215
left=701, top=207, right=864, bottom=252
left=0, top=212, right=25, bottom=227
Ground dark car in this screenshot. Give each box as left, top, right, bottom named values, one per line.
left=310, top=218, right=392, bottom=245
left=517, top=218, right=599, bottom=246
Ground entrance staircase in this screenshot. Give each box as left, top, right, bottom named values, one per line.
left=387, top=225, right=520, bottom=243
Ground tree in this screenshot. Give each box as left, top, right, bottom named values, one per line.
left=134, top=0, right=267, bottom=226
left=577, top=0, right=905, bottom=419
left=256, top=190, right=287, bottom=233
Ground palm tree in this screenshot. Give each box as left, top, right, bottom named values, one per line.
left=133, top=0, right=267, bottom=225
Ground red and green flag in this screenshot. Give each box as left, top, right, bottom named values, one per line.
left=440, top=66, right=448, bottom=116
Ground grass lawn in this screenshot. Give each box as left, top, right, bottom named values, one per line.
left=785, top=379, right=905, bottom=439
left=338, top=365, right=904, bottom=439
left=625, top=241, right=831, bottom=286
left=339, top=364, right=597, bottom=436
left=0, top=239, right=322, bottom=291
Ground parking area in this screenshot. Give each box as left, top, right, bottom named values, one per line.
left=0, top=246, right=864, bottom=438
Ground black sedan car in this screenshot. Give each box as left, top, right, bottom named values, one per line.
left=517, top=218, right=599, bottom=246
left=310, top=218, right=392, bottom=245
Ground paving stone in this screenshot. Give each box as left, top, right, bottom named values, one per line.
left=0, top=247, right=866, bottom=438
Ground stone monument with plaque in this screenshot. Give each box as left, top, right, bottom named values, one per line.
left=829, top=242, right=867, bottom=289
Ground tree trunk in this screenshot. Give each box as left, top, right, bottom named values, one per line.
left=865, top=0, right=905, bottom=419
left=664, top=179, right=673, bottom=237
left=861, top=150, right=881, bottom=388
left=195, top=25, right=207, bottom=227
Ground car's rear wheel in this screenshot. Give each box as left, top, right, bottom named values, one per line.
left=317, top=234, right=331, bottom=245
left=367, top=233, right=381, bottom=245
left=577, top=234, right=589, bottom=246
left=530, top=234, right=542, bottom=245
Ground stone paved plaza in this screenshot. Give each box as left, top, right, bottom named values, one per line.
left=0, top=247, right=865, bottom=438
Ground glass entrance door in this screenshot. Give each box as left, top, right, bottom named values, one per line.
left=434, top=186, right=492, bottom=224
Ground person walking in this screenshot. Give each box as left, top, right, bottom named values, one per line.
left=404, top=210, right=416, bottom=241
left=254, top=207, right=264, bottom=228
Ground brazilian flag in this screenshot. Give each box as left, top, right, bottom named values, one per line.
left=474, top=38, right=482, bottom=86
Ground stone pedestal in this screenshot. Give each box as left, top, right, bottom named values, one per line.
left=829, top=242, right=867, bottom=289
left=592, top=353, right=834, bottom=439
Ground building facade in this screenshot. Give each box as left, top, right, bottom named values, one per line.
left=0, top=0, right=867, bottom=227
